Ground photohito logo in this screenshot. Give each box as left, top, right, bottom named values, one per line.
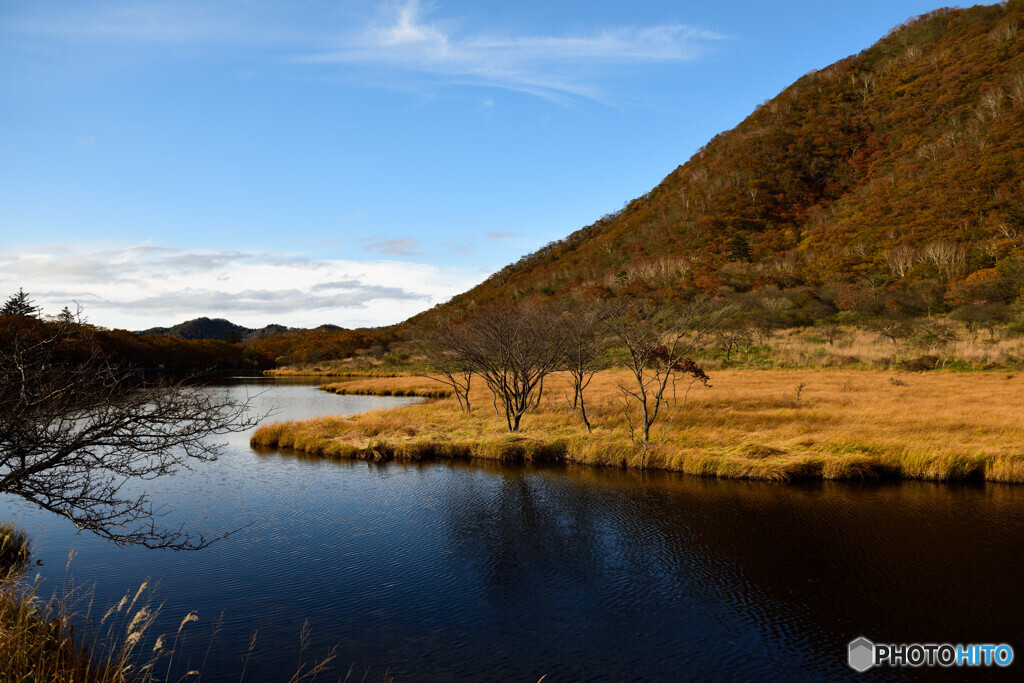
left=848, top=637, right=875, bottom=672
left=848, top=637, right=1014, bottom=671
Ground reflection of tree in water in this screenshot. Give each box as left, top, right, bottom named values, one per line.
left=433, top=462, right=802, bottom=679
left=439, top=462, right=752, bottom=599
left=432, top=462, right=1024, bottom=678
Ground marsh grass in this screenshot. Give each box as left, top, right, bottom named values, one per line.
left=0, top=522, right=30, bottom=574
left=254, top=369, right=1024, bottom=483
left=322, top=376, right=451, bottom=399
left=697, top=325, right=1024, bottom=371
left=0, top=528, right=374, bottom=682
left=269, top=323, right=1024, bottom=378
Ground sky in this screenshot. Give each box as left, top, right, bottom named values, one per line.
left=1, top=0, right=954, bottom=330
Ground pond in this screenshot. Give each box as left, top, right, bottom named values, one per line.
left=1, top=378, right=1022, bottom=680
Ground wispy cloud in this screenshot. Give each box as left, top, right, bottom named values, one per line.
left=0, top=243, right=485, bottom=329
left=486, top=230, right=523, bottom=240
left=360, top=236, right=422, bottom=256
left=305, top=1, right=727, bottom=101
left=4, top=1, right=726, bottom=103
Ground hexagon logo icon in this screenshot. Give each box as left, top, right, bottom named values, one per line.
left=848, top=637, right=875, bottom=672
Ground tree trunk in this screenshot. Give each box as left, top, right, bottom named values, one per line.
left=641, top=400, right=652, bottom=447
left=579, top=394, right=591, bottom=433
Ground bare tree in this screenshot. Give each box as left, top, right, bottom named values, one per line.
left=882, top=244, right=917, bottom=280
left=606, top=297, right=733, bottom=460
left=558, top=303, right=610, bottom=433
left=0, top=312, right=257, bottom=549
left=951, top=303, right=1008, bottom=343
left=918, top=241, right=967, bottom=281
left=415, top=324, right=474, bottom=413
left=874, top=316, right=919, bottom=348
left=440, top=304, right=563, bottom=433
left=715, top=325, right=754, bottom=363
left=815, top=322, right=844, bottom=346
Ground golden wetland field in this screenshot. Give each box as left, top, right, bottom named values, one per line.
left=253, top=367, right=1024, bottom=484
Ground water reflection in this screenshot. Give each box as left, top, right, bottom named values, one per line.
left=1, top=380, right=1022, bottom=681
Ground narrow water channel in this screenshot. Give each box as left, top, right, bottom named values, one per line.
left=1, top=379, right=1021, bottom=681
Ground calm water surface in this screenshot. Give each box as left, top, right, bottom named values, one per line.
left=1, top=378, right=1022, bottom=681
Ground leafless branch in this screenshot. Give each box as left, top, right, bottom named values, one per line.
left=0, top=313, right=258, bottom=549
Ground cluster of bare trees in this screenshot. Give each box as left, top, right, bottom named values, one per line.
left=882, top=241, right=967, bottom=281
left=418, top=304, right=568, bottom=433
left=417, top=297, right=734, bottom=451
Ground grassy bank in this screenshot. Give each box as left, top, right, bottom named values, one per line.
left=321, top=375, right=452, bottom=399
left=252, top=369, right=1024, bottom=483
left=265, top=365, right=414, bottom=378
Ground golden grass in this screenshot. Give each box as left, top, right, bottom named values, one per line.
left=750, top=326, right=1024, bottom=370
left=266, top=322, right=1024, bottom=377
left=322, top=375, right=452, bottom=399
left=252, top=368, right=1024, bottom=483
left=0, top=533, right=155, bottom=682
left=0, top=522, right=30, bottom=574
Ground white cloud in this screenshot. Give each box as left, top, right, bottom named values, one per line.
left=0, top=243, right=486, bottom=330
left=305, top=1, right=728, bottom=101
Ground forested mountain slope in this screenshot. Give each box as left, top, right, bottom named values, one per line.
left=411, top=2, right=1024, bottom=328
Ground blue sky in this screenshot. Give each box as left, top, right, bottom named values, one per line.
left=1, top=0, right=950, bottom=329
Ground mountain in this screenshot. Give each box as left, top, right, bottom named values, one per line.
left=411, top=2, right=1024, bottom=327
left=139, top=317, right=278, bottom=342
left=134, top=318, right=400, bottom=366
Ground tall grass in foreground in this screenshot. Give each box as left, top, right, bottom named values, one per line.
left=0, top=523, right=390, bottom=682
left=253, top=369, right=1024, bottom=483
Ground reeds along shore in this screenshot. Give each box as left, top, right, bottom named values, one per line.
left=0, top=525, right=202, bottom=683
left=251, top=369, right=1024, bottom=483
left=0, top=523, right=377, bottom=682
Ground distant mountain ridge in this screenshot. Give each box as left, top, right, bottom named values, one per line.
left=139, top=317, right=253, bottom=342
left=137, top=317, right=348, bottom=343
left=408, top=2, right=1024, bottom=327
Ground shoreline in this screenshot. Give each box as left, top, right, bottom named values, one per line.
left=250, top=369, right=1024, bottom=484
left=250, top=423, right=1018, bottom=484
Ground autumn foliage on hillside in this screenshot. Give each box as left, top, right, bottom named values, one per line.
left=0, top=312, right=399, bottom=374
left=242, top=326, right=398, bottom=367
left=411, top=2, right=1024, bottom=329
left=0, top=314, right=247, bottom=374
